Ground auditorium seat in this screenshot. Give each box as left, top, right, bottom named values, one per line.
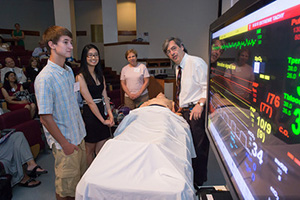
left=0, top=108, right=45, bottom=158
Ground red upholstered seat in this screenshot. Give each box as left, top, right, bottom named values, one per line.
left=19, top=55, right=32, bottom=67
left=13, top=120, right=44, bottom=149
left=0, top=108, right=45, bottom=156
left=0, top=108, right=31, bottom=129
left=10, top=45, right=25, bottom=55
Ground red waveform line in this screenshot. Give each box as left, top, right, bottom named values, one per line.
left=287, top=152, right=300, bottom=167
left=223, top=76, right=252, bottom=95
left=211, top=72, right=252, bottom=105
left=211, top=75, right=236, bottom=94
left=219, top=72, right=252, bottom=93
left=295, top=158, right=300, bottom=167
left=287, top=152, right=294, bottom=160
left=211, top=78, right=231, bottom=94
left=223, top=71, right=254, bottom=92
left=211, top=67, right=227, bottom=75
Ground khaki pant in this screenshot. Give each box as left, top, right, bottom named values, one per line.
left=124, top=93, right=149, bottom=110
left=52, top=140, right=87, bottom=198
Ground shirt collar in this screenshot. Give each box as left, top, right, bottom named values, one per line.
left=178, top=53, right=188, bottom=69
left=47, top=60, right=70, bottom=74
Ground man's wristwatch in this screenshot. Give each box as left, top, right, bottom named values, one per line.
left=197, top=101, right=205, bottom=107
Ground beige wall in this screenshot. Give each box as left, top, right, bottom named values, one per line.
left=74, top=0, right=103, bottom=59
left=104, top=0, right=219, bottom=73
left=117, top=0, right=136, bottom=31
left=1, top=0, right=222, bottom=66
left=136, top=0, right=219, bottom=64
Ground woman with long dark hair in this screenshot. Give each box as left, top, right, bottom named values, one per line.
left=76, top=44, right=114, bottom=166
left=1, top=71, right=36, bottom=118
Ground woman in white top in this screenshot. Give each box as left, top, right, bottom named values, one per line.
left=0, top=36, right=10, bottom=52
left=225, top=48, right=255, bottom=101
left=120, top=49, right=150, bottom=109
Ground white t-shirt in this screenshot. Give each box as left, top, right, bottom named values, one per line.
left=224, top=63, right=255, bottom=99
left=120, top=63, right=150, bottom=97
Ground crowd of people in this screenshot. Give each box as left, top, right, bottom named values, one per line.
left=1, top=71, right=36, bottom=118
left=0, top=24, right=231, bottom=200
left=0, top=55, right=42, bottom=119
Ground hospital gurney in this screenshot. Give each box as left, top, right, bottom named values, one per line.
left=76, top=105, right=197, bottom=200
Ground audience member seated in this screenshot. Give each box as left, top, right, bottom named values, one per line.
left=26, top=57, right=41, bottom=83
left=32, top=41, right=49, bottom=61
left=0, top=36, right=10, bottom=52
left=1, top=71, right=36, bottom=118
left=0, top=131, right=47, bottom=187
left=1, top=57, right=27, bottom=84
left=11, top=23, right=25, bottom=47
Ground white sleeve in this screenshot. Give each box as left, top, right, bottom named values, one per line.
left=32, top=48, right=40, bottom=57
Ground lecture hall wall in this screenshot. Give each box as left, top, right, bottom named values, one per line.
left=0, top=0, right=236, bottom=65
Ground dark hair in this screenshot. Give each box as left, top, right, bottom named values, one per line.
left=162, top=37, right=188, bottom=55
left=125, top=49, right=138, bottom=59
left=3, top=71, right=18, bottom=92
left=78, top=44, right=103, bottom=85
left=43, top=26, right=72, bottom=53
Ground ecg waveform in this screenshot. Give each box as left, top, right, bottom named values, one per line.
left=222, top=38, right=257, bottom=50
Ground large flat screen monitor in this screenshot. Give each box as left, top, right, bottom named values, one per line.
left=206, top=0, right=300, bottom=199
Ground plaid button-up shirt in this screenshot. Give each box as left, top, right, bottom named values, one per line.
left=35, top=60, right=86, bottom=149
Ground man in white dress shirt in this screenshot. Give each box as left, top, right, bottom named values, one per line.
left=32, top=40, right=49, bottom=60
left=1, top=57, right=27, bottom=83
left=162, top=37, right=209, bottom=188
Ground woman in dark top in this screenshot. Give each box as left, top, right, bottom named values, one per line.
left=26, top=57, right=41, bottom=82
left=76, top=44, right=114, bottom=166
left=1, top=71, right=36, bottom=118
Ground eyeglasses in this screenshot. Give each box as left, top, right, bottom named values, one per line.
left=166, top=46, right=178, bottom=55
left=87, top=54, right=99, bottom=58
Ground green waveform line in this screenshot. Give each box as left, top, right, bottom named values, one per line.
left=222, top=38, right=257, bottom=50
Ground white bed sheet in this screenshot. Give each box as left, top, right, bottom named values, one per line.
left=76, top=106, right=197, bottom=200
